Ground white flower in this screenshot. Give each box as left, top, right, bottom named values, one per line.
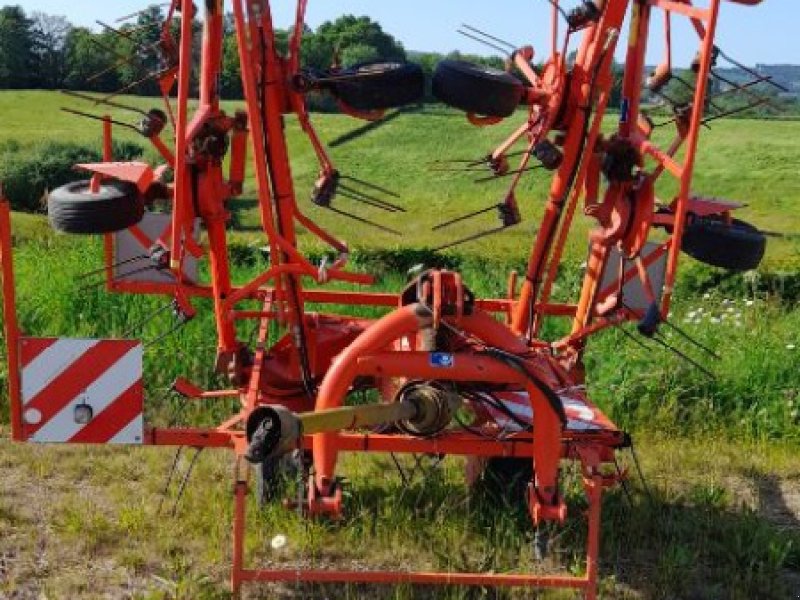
left=746, top=300, right=755, bottom=307
left=703, top=293, right=711, bottom=300
left=787, top=344, right=797, bottom=351
left=687, top=311, right=697, bottom=319
left=271, top=534, right=288, bottom=550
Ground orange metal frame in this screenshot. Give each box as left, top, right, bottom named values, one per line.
left=0, top=0, right=764, bottom=597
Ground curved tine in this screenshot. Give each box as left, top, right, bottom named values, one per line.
left=660, top=318, right=720, bottom=359
left=430, top=157, right=487, bottom=166
left=716, top=47, right=790, bottom=92
left=158, top=445, right=184, bottom=515
left=171, top=447, right=203, bottom=516
left=457, top=29, right=510, bottom=57
left=59, top=90, right=149, bottom=116
left=100, top=71, right=163, bottom=105
left=77, top=264, right=159, bottom=293
left=76, top=254, right=149, bottom=280
left=428, top=165, right=486, bottom=173
left=460, top=24, right=518, bottom=51
left=473, top=165, right=542, bottom=184
left=124, top=301, right=175, bottom=337
left=710, top=70, right=782, bottom=111
left=60, top=108, right=141, bottom=133
left=650, top=335, right=716, bottom=379
left=116, top=3, right=171, bottom=23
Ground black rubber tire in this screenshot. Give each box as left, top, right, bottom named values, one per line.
left=255, top=450, right=307, bottom=508
left=681, top=217, right=767, bottom=271
left=48, top=179, right=144, bottom=235
left=432, top=60, right=524, bottom=118
left=332, top=61, right=424, bottom=111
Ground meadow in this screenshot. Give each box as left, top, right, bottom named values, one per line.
left=0, top=90, right=799, bottom=598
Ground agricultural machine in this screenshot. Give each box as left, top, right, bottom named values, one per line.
left=0, top=0, right=779, bottom=597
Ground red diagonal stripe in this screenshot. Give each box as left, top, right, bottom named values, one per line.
left=24, top=341, right=136, bottom=438
left=20, top=338, right=58, bottom=368
left=69, top=381, right=143, bottom=444
left=127, top=225, right=153, bottom=250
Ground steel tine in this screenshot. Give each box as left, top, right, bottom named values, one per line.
left=716, top=47, right=789, bottom=92
left=473, top=165, right=541, bottom=184
left=710, top=69, right=781, bottom=111
left=76, top=254, right=149, bottom=280
left=651, top=336, right=716, bottom=379
left=658, top=319, right=720, bottom=359
left=60, top=108, right=140, bottom=132
left=124, top=301, right=175, bottom=337
left=87, top=53, right=144, bottom=83
left=100, top=71, right=164, bottom=104
left=116, top=3, right=171, bottom=23
left=612, top=321, right=653, bottom=352
left=158, top=445, right=184, bottom=516
left=59, top=90, right=149, bottom=116
left=457, top=29, right=511, bottom=57
left=460, top=24, right=518, bottom=51
left=171, top=447, right=203, bottom=517
left=144, top=316, right=190, bottom=349
left=77, top=264, right=158, bottom=293
left=702, top=98, right=770, bottom=125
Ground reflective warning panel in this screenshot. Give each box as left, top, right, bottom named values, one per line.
left=20, top=338, right=144, bottom=444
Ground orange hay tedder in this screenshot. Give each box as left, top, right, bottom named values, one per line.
left=1, top=0, right=776, bottom=597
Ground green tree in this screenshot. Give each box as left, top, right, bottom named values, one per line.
left=302, top=15, right=405, bottom=70
left=220, top=32, right=242, bottom=99
left=63, top=27, right=119, bottom=92
left=115, top=5, right=169, bottom=96
left=340, top=43, right=379, bottom=67
left=30, top=11, right=71, bottom=88
left=0, top=5, right=35, bottom=88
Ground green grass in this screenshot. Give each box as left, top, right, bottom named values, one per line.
left=0, top=90, right=799, bottom=598
left=2, top=90, right=799, bottom=267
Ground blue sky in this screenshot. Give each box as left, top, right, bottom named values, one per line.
left=21, top=1, right=799, bottom=66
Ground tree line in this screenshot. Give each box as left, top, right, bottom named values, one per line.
left=0, top=4, right=505, bottom=102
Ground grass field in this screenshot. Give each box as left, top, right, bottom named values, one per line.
left=0, top=90, right=799, bottom=599
left=2, top=90, right=799, bottom=267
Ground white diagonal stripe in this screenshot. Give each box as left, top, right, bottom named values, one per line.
left=108, top=414, right=144, bottom=445
left=22, top=339, right=100, bottom=404
left=31, top=345, right=143, bottom=443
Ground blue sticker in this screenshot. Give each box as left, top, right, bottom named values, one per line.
left=430, top=352, right=455, bottom=368
left=620, top=98, right=630, bottom=124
